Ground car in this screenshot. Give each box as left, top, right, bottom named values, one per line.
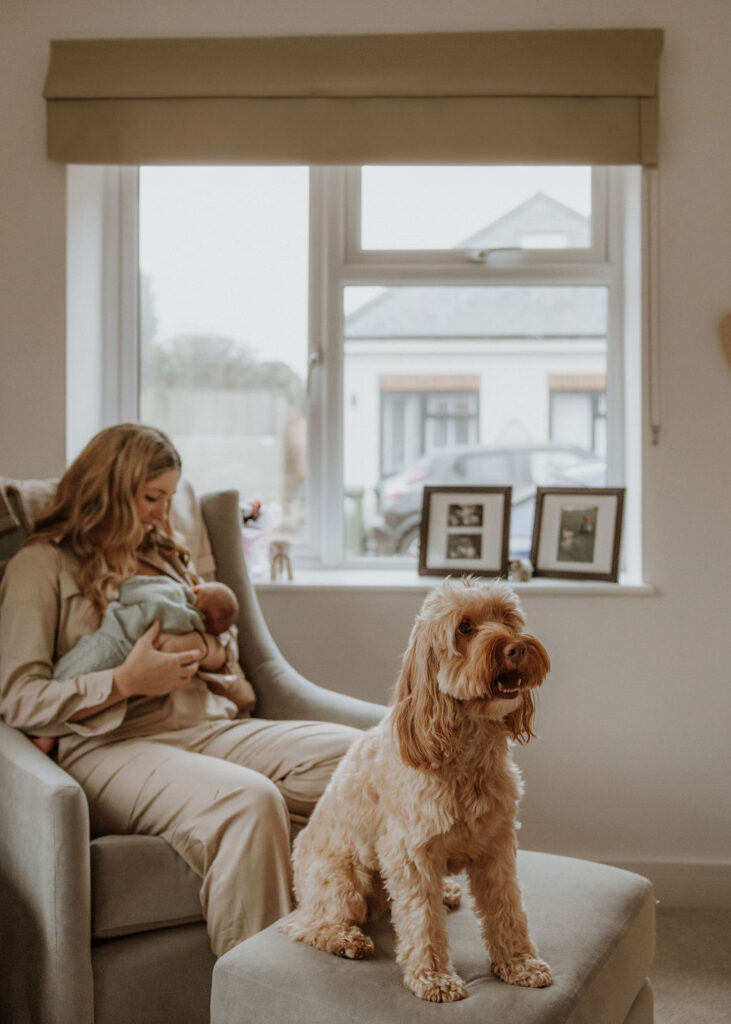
left=367, top=442, right=606, bottom=558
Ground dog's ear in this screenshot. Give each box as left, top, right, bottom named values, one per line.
left=392, top=629, right=459, bottom=769
left=505, top=635, right=550, bottom=743
left=505, top=689, right=537, bottom=744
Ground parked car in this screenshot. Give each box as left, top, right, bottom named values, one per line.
left=367, top=442, right=606, bottom=558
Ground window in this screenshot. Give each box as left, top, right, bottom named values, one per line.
left=83, top=163, right=639, bottom=571
left=138, top=167, right=310, bottom=544
left=379, top=383, right=480, bottom=478
left=549, top=381, right=607, bottom=457
left=358, top=166, right=595, bottom=252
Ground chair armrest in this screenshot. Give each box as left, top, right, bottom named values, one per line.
left=200, top=490, right=387, bottom=731
left=0, top=719, right=94, bottom=1024
left=252, top=657, right=386, bottom=729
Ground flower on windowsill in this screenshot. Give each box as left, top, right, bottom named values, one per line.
left=241, top=499, right=262, bottom=526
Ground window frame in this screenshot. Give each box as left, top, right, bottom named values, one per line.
left=344, top=166, right=609, bottom=265
left=320, top=166, right=626, bottom=568
left=72, top=164, right=641, bottom=575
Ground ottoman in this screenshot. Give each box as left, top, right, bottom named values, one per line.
left=212, top=851, right=655, bottom=1024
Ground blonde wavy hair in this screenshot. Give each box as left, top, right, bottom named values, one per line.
left=27, top=423, right=195, bottom=613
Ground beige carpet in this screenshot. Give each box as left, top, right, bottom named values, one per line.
left=651, top=906, right=731, bottom=1023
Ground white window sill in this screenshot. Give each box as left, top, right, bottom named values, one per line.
left=253, top=569, right=655, bottom=597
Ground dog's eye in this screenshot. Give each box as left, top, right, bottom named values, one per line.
left=457, top=619, right=473, bottom=636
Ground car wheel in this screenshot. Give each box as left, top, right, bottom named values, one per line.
left=398, top=526, right=421, bottom=557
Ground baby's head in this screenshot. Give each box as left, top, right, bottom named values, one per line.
left=193, top=582, right=239, bottom=635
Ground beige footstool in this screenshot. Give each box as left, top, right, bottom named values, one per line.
left=212, top=851, right=655, bottom=1024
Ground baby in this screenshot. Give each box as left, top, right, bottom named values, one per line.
left=54, top=576, right=240, bottom=679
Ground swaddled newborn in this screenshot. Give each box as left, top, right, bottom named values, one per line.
left=54, top=576, right=239, bottom=678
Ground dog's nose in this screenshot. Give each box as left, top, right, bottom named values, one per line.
left=503, top=641, right=526, bottom=665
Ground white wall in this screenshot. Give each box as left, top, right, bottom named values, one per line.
left=2, top=0, right=730, bottom=868
left=343, top=343, right=606, bottom=492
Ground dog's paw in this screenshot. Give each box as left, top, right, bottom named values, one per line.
left=405, top=968, right=469, bottom=1002
left=279, top=918, right=374, bottom=959
left=491, top=954, right=553, bottom=988
left=441, top=878, right=462, bottom=909
left=333, top=926, right=375, bottom=959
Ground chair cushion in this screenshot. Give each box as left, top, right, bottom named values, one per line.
left=212, top=851, right=655, bottom=1024
left=92, top=816, right=305, bottom=940
left=170, top=477, right=218, bottom=580
left=91, top=834, right=203, bottom=939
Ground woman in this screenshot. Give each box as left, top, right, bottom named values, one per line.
left=0, top=423, right=358, bottom=957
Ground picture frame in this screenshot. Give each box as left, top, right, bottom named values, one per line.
left=418, top=486, right=511, bottom=578
left=530, top=487, right=625, bottom=582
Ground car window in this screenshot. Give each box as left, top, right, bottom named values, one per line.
left=529, top=449, right=601, bottom=485
left=457, top=453, right=513, bottom=482
left=561, top=459, right=607, bottom=486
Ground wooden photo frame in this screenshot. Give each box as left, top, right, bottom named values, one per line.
left=418, top=486, right=511, bottom=578
left=530, top=487, right=625, bottom=582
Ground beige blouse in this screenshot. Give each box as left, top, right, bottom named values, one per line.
left=0, top=541, right=256, bottom=742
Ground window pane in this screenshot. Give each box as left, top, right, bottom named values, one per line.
left=360, top=166, right=592, bottom=250
left=550, top=393, right=594, bottom=450
left=343, top=285, right=607, bottom=559
left=458, top=453, right=513, bottom=482
left=138, top=167, right=309, bottom=546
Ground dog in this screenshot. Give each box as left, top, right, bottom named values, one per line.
left=281, top=576, right=552, bottom=1002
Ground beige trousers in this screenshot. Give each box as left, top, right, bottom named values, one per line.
left=59, top=718, right=360, bottom=956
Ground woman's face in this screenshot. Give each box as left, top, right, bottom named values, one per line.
left=134, top=469, right=181, bottom=532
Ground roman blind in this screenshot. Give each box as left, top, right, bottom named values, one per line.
left=44, top=29, right=664, bottom=166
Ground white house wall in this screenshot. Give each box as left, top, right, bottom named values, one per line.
left=344, top=341, right=606, bottom=493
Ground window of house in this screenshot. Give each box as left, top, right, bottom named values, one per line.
left=379, top=383, right=480, bottom=478
left=549, top=378, right=608, bottom=457
left=86, top=163, right=638, bottom=571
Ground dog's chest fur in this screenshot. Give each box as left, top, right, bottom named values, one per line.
left=322, top=717, right=524, bottom=876
left=352, top=720, right=524, bottom=866
left=425, top=735, right=522, bottom=868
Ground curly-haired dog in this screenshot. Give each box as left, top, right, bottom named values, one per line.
left=281, top=577, right=552, bottom=1002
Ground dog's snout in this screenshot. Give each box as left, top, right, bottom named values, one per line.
left=503, top=641, right=526, bottom=665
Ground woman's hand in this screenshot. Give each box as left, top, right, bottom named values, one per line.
left=113, top=621, right=201, bottom=698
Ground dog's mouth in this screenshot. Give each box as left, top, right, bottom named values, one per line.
left=462, top=669, right=524, bottom=715
left=494, top=669, right=523, bottom=699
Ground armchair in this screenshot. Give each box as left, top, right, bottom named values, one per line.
left=0, top=481, right=385, bottom=1024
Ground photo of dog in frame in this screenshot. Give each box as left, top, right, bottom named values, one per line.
left=281, top=576, right=552, bottom=1002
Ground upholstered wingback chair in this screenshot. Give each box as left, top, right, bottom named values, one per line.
left=0, top=478, right=385, bottom=1024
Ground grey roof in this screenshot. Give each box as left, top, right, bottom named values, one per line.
left=345, top=194, right=604, bottom=340
left=345, top=286, right=607, bottom=339
left=461, top=192, right=590, bottom=250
